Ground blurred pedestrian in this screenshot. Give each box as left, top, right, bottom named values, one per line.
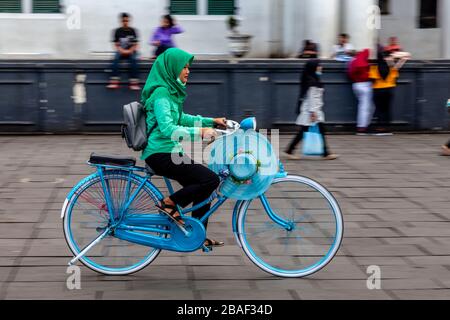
left=331, top=33, right=355, bottom=62
left=348, top=49, right=373, bottom=135
left=442, top=141, right=450, bottom=156
left=443, top=101, right=450, bottom=156
left=369, top=49, right=409, bottom=135
left=384, top=36, right=411, bottom=60
left=107, top=13, right=141, bottom=90
left=384, top=36, right=402, bottom=55
left=150, top=15, right=184, bottom=58
left=284, top=59, right=338, bottom=160
left=298, top=40, right=319, bottom=59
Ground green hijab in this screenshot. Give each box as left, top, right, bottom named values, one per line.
left=141, top=48, right=194, bottom=105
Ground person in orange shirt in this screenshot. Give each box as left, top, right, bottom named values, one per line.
left=369, top=50, right=409, bottom=135
left=384, top=36, right=402, bottom=55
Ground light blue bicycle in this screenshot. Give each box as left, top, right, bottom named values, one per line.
left=62, top=118, right=343, bottom=278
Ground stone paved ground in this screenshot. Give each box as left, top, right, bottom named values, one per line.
left=0, top=134, right=449, bottom=300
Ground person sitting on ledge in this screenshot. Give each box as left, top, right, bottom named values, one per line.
left=331, top=33, right=355, bottom=62
left=298, top=40, right=319, bottom=59
left=107, top=12, right=141, bottom=91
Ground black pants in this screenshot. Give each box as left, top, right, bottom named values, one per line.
left=145, top=153, right=220, bottom=229
left=447, top=140, right=450, bottom=148
left=285, top=122, right=330, bottom=156
left=373, top=88, right=394, bottom=127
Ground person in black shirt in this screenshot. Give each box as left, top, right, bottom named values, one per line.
left=298, top=40, right=319, bottom=59
left=107, top=13, right=141, bottom=90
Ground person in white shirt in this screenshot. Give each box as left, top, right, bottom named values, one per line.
left=332, top=33, right=355, bottom=62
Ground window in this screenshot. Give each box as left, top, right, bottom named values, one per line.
left=169, top=0, right=236, bottom=15
left=0, top=0, right=61, bottom=14
left=379, top=0, right=390, bottom=15
left=0, top=0, right=22, bottom=13
left=419, top=0, right=437, bottom=28
left=170, top=0, right=197, bottom=15
left=208, top=0, right=235, bottom=15
left=33, top=0, right=61, bottom=13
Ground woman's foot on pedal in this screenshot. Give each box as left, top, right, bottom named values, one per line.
left=156, top=201, right=185, bottom=225
left=204, top=238, right=224, bottom=248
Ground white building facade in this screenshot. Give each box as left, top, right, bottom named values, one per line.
left=0, top=0, right=448, bottom=59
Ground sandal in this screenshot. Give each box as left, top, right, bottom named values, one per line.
left=204, top=238, right=224, bottom=247
left=156, top=201, right=185, bottom=225
left=442, top=145, right=450, bottom=156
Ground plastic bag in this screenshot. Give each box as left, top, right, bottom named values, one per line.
left=302, top=124, right=324, bottom=156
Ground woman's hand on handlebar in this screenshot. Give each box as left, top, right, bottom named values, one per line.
left=213, top=117, right=227, bottom=129
left=201, top=128, right=218, bottom=140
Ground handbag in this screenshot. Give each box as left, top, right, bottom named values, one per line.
left=302, top=124, right=324, bottom=156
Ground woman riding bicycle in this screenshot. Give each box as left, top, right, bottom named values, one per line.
left=141, top=48, right=226, bottom=248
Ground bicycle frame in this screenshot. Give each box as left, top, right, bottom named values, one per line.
left=89, top=160, right=288, bottom=221
left=65, top=160, right=292, bottom=261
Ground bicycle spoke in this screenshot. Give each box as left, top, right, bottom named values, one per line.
left=64, top=171, right=162, bottom=274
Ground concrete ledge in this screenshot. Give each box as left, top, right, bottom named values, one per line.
left=0, top=59, right=448, bottom=133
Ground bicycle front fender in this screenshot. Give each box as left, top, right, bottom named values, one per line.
left=232, top=200, right=246, bottom=248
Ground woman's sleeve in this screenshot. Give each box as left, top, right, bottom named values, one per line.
left=171, top=25, right=184, bottom=34
left=151, top=28, right=161, bottom=43
left=392, top=68, right=399, bottom=78
left=154, top=98, right=201, bottom=141
left=368, top=66, right=377, bottom=79
left=180, top=113, right=214, bottom=128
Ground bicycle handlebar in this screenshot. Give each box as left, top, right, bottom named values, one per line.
left=215, top=119, right=240, bottom=135
left=204, top=120, right=240, bottom=145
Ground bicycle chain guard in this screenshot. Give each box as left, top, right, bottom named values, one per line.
left=114, top=216, right=206, bottom=253
left=170, top=217, right=206, bottom=252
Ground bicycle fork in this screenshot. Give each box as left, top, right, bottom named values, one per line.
left=231, top=195, right=294, bottom=248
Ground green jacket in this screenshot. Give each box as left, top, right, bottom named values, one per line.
left=140, top=48, right=214, bottom=160
left=141, top=90, right=214, bottom=160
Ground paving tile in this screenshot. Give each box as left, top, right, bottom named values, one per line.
left=0, top=134, right=449, bottom=299
left=390, top=289, right=450, bottom=300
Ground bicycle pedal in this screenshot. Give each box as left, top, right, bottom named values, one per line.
left=202, top=245, right=213, bottom=253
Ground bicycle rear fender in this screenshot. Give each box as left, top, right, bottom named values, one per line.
left=61, top=172, right=99, bottom=218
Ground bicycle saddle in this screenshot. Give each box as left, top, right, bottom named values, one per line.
left=89, top=153, right=136, bottom=167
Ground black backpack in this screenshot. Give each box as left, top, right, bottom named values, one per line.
left=121, top=101, right=157, bottom=151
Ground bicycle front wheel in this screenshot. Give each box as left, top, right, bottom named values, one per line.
left=237, top=175, right=343, bottom=278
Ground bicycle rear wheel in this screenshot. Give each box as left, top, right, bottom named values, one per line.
left=62, top=170, right=163, bottom=275
left=237, top=175, right=343, bottom=278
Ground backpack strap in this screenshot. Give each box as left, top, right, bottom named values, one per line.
left=148, top=121, right=157, bottom=136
